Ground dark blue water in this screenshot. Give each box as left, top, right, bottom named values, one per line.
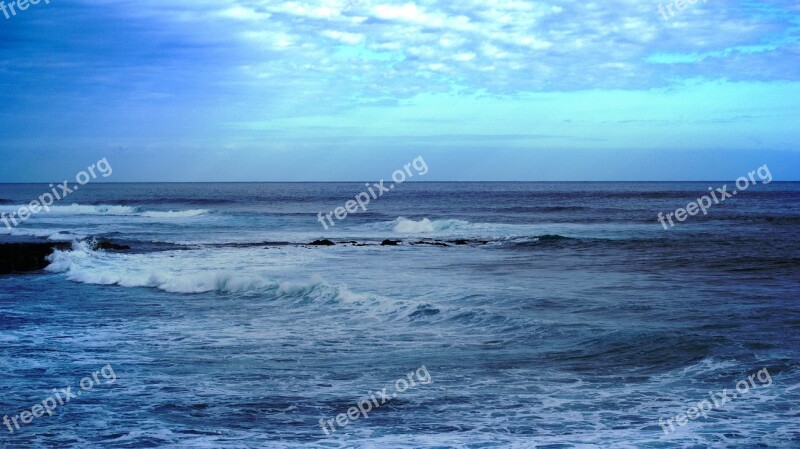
left=1, top=182, right=799, bottom=448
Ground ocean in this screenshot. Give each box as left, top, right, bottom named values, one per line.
left=0, top=182, right=798, bottom=448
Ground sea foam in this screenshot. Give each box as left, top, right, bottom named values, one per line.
left=393, top=217, right=471, bottom=234
left=0, top=203, right=208, bottom=218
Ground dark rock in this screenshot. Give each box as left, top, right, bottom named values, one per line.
left=414, top=240, right=449, bottom=247
left=308, top=239, right=336, bottom=246
left=95, top=239, right=131, bottom=251
left=214, top=241, right=289, bottom=248
left=381, top=240, right=401, bottom=246
left=448, top=239, right=489, bottom=246
left=0, top=243, right=70, bottom=275
left=341, top=241, right=369, bottom=247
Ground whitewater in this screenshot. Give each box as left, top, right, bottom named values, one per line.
left=1, top=182, right=799, bottom=448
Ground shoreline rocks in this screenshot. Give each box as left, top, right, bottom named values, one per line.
left=0, top=236, right=488, bottom=276
left=95, top=239, right=131, bottom=251
left=0, top=243, right=70, bottom=275
left=308, top=239, right=336, bottom=246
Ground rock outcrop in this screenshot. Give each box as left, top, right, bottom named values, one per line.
left=0, top=243, right=70, bottom=275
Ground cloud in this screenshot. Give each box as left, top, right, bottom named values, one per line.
left=322, top=30, right=365, bottom=45
left=95, top=0, right=796, bottom=100
left=1, top=0, right=799, bottom=141
left=9, top=0, right=788, bottom=107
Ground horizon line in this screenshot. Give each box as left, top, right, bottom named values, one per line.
left=1, top=180, right=799, bottom=184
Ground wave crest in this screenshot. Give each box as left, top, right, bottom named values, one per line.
left=0, top=203, right=208, bottom=219
left=46, top=244, right=268, bottom=294
left=140, top=209, right=209, bottom=218
left=393, top=217, right=471, bottom=234
left=47, top=204, right=138, bottom=215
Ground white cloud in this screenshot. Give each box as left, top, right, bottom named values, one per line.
left=453, top=52, right=476, bottom=62
left=107, top=0, right=800, bottom=99
left=322, top=30, right=365, bottom=45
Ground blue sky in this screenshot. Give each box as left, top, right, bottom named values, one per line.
left=0, top=0, right=798, bottom=181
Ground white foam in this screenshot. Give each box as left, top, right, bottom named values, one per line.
left=392, top=217, right=471, bottom=234
left=47, top=231, right=82, bottom=241
left=44, top=244, right=314, bottom=295
left=59, top=266, right=269, bottom=294
left=41, top=204, right=137, bottom=215
left=162, top=272, right=268, bottom=293
left=139, top=209, right=209, bottom=218
left=40, top=244, right=419, bottom=320
left=394, top=217, right=436, bottom=233
left=0, top=203, right=208, bottom=219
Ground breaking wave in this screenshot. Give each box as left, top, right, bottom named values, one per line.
left=0, top=204, right=208, bottom=218
left=139, top=209, right=209, bottom=218
left=392, top=217, right=471, bottom=234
